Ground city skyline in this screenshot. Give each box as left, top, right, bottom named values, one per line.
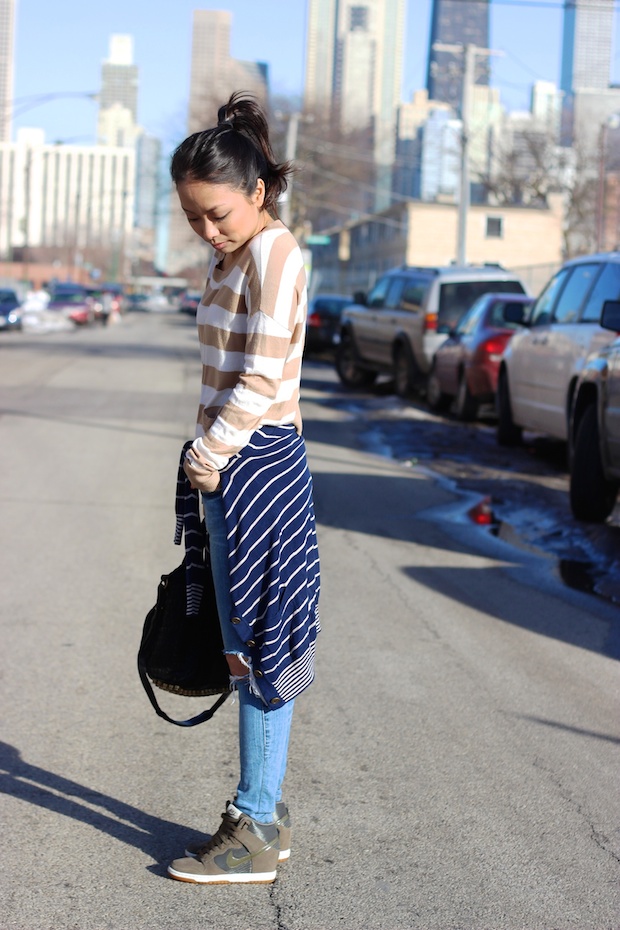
left=11, top=0, right=620, bottom=149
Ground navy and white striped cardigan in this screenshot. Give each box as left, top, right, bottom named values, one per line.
left=176, top=426, right=321, bottom=708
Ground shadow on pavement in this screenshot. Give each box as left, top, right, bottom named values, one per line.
left=0, top=741, right=194, bottom=867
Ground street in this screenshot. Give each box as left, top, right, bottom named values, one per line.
left=1, top=310, right=619, bottom=930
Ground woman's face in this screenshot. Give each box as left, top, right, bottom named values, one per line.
left=176, top=178, right=267, bottom=255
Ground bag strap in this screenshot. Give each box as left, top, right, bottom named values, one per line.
left=137, top=655, right=229, bottom=727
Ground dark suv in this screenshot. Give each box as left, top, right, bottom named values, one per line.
left=335, top=264, right=526, bottom=396
left=569, top=299, right=620, bottom=522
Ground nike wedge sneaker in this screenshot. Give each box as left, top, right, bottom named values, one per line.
left=184, top=800, right=291, bottom=862
left=168, top=801, right=279, bottom=884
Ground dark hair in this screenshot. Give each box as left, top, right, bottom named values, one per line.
left=170, top=92, right=291, bottom=217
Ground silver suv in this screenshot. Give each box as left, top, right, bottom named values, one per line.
left=335, top=264, right=527, bottom=396
left=497, top=253, right=620, bottom=446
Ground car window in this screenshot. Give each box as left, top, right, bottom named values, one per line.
left=313, top=298, right=347, bottom=317
left=490, top=299, right=531, bottom=329
left=437, top=280, right=524, bottom=332
left=366, top=276, right=392, bottom=308
left=456, top=299, right=487, bottom=334
left=580, top=262, right=620, bottom=323
left=401, top=276, right=432, bottom=312
left=529, top=267, right=571, bottom=326
left=383, top=277, right=405, bottom=310
left=552, top=263, right=600, bottom=324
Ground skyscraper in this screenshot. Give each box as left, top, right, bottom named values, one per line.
left=187, top=10, right=268, bottom=134
left=426, top=0, right=490, bottom=112
left=166, top=10, right=269, bottom=275
left=0, top=0, right=16, bottom=143
left=98, top=35, right=139, bottom=146
left=560, top=0, right=614, bottom=95
left=559, top=0, right=618, bottom=147
left=304, top=0, right=405, bottom=209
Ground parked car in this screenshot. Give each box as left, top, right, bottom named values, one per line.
left=569, top=299, right=620, bottom=522
left=48, top=284, right=95, bottom=325
left=178, top=291, right=203, bottom=315
left=0, top=288, right=23, bottom=331
left=126, top=293, right=150, bottom=311
left=426, top=292, right=534, bottom=419
left=87, top=286, right=125, bottom=323
left=497, top=253, right=620, bottom=446
left=335, top=264, right=527, bottom=396
left=305, top=294, right=352, bottom=353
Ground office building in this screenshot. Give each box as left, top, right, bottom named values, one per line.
left=0, top=0, right=15, bottom=142
left=0, top=129, right=135, bottom=273
left=187, top=10, right=268, bottom=133
left=304, top=0, right=405, bottom=209
left=98, top=34, right=139, bottom=147
left=426, top=0, right=490, bottom=112
left=560, top=0, right=617, bottom=146
left=167, top=10, right=269, bottom=275
left=560, top=0, right=614, bottom=95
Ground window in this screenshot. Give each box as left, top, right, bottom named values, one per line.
left=529, top=267, right=571, bottom=327
left=456, top=300, right=487, bottom=335
left=486, top=216, right=503, bottom=238
left=552, top=263, right=600, bottom=324
left=383, top=277, right=405, bottom=309
left=437, top=280, right=524, bottom=332
left=581, top=262, right=620, bottom=322
left=366, top=276, right=392, bottom=308
left=401, top=275, right=432, bottom=312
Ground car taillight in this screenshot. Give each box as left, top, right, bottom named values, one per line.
left=424, top=312, right=437, bottom=332
left=481, top=335, right=510, bottom=359
left=307, top=312, right=321, bottom=328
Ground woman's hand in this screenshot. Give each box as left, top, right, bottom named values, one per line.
left=183, top=447, right=221, bottom=493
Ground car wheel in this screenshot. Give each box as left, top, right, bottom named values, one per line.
left=497, top=371, right=522, bottom=446
left=426, top=362, right=451, bottom=411
left=335, top=335, right=377, bottom=388
left=394, top=344, right=418, bottom=398
left=570, top=405, right=618, bottom=522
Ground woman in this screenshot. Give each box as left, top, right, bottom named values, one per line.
left=166, top=93, right=320, bottom=885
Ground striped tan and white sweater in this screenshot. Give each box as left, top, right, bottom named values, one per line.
left=191, top=219, right=307, bottom=473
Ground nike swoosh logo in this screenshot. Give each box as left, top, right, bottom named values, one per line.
left=224, top=849, right=254, bottom=869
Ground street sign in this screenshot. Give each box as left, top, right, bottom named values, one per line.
left=305, top=235, right=331, bottom=245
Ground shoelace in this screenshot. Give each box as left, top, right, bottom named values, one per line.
left=198, top=811, right=243, bottom=858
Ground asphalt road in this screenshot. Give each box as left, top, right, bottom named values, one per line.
left=1, top=312, right=619, bottom=930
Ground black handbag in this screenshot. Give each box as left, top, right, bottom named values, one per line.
left=137, top=559, right=230, bottom=727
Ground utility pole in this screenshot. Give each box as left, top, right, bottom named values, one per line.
left=279, top=113, right=300, bottom=229
left=433, top=42, right=502, bottom=265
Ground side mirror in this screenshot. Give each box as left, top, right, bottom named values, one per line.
left=353, top=291, right=367, bottom=306
left=600, top=300, right=620, bottom=332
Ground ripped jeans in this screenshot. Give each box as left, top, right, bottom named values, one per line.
left=202, top=489, right=295, bottom=824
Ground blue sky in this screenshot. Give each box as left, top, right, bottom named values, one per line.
left=12, top=0, right=620, bottom=150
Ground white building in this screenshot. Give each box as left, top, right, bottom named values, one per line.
left=0, top=129, right=135, bottom=265
left=97, top=34, right=139, bottom=147
left=0, top=0, right=15, bottom=142
left=530, top=80, right=563, bottom=139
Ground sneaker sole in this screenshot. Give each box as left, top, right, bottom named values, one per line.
left=184, top=845, right=290, bottom=862
left=167, top=865, right=277, bottom=884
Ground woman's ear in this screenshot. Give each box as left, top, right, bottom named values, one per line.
left=253, top=178, right=266, bottom=207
